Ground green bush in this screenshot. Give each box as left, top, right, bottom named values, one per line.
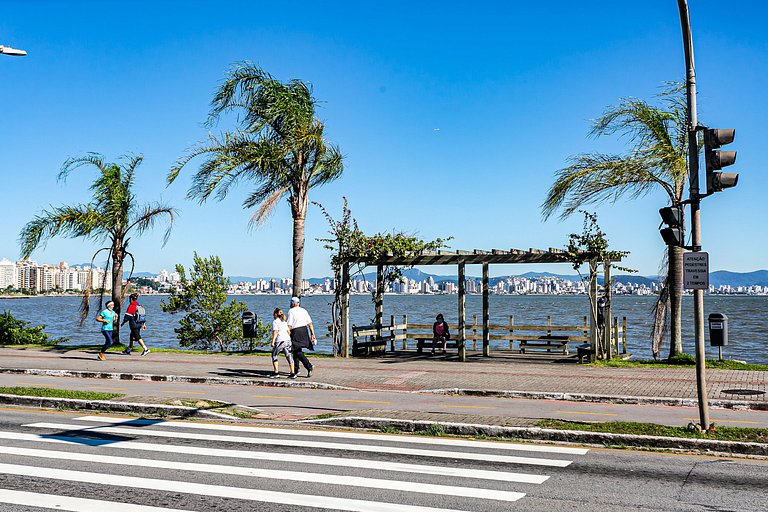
left=0, top=310, right=61, bottom=345
left=666, top=353, right=696, bottom=365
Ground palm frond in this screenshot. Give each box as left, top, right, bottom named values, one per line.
left=18, top=205, right=106, bottom=258
left=126, top=203, right=177, bottom=247
left=541, top=154, right=676, bottom=220
left=59, top=153, right=106, bottom=183
left=248, top=185, right=289, bottom=229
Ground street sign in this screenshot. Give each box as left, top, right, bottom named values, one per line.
left=684, top=251, right=709, bottom=290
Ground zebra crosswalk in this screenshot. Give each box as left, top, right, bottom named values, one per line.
left=0, top=413, right=589, bottom=511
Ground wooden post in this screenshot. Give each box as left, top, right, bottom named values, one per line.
left=390, top=315, right=395, bottom=352
left=375, top=264, right=384, bottom=338
left=402, top=314, right=408, bottom=350
left=341, top=263, right=350, bottom=358
left=588, top=258, right=598, bottom=362
left=458, top=262, right=466, bottom=362
left=622, top=316, right=627, bottom=354
left=482, top=262, right=490, bottom=357
left=509, top=315, right=515, bottom=350
left=603, top=259, right=612, bottom=361
left=613, top=316, right=620, bottom=357
left=472, top=314, right=478, bottom=352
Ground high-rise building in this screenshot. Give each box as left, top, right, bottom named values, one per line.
left=0, top=258, right=17, bottom=289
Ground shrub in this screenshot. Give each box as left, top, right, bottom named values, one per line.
left=0, top=310, right=61, bottom=345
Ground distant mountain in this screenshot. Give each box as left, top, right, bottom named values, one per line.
left=710, top=270, right=768, bottom=287
left=123, top=269, right=768, bottom=288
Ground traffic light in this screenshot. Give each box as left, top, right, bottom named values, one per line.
left=703, top=128, right=739, bottom=194
left=659, top=205, right=684, bottom=246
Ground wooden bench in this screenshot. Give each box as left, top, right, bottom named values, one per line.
left=519, top=334, right=572, bottom=355
left=351, top=324, right=394, bottom=357
left=415, top=337, right=461, bottom=354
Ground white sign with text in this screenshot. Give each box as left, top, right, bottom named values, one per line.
left=684, top=251, right=709, bottom=290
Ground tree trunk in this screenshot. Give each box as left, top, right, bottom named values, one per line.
left=667, top=244, right=684, bottom=357
left=111, top=238, right=125, bottom=345
left=291, top=213, right=306, bottom=298
left=290, top=191, right=309, bottom=298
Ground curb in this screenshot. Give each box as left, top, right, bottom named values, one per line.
left=0, top=393, right=211, bottom=417
left=0, top=367, right=351, bottom=391
left=311, top=415, right=768, bottom=457
left=425, top=388, right=768, bottom=411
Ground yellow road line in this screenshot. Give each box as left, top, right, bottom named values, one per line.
left=13, top=382, right=50, bottom=387
left=683, top=417, right=760, bottom=425
left=443, top=405, right=497, bottom=410
left=336, top=399, right=391, bottom=404
left=253, top=395, right=294, bottom=399
left=87, top=386, right=127, bottom=391
left=556, top=411, right=618, bottom=417
left=160, top=391, right=206, bottom=395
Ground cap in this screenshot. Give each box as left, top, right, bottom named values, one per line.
left=291, top=296, right=300, bottom=304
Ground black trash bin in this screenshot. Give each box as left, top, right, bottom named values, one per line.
left=242, top=311, right=257, bottom=339
left=708, top=313, right=728, bottom=347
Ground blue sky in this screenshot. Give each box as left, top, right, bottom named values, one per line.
left=1, top=0, right=764, bottom=279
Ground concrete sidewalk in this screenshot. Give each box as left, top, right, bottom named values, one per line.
left=1, top=346, right=766, bottom=408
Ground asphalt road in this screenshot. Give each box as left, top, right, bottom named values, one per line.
left=0, top=409, right=765, bottom=511
left=2, top=372, right=768, bottom=428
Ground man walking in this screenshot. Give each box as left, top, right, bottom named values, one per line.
left=286, top=296, right=315, bottom=378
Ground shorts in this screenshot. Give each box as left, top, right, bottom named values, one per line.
left=129, top=327, right=142, bottom=342
left=272, top=340, right=294, bottom=364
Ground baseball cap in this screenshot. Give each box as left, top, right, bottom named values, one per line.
left=291, top=296, right=300, bottom=304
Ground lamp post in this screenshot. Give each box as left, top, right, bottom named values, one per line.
left=0, top=44, right=27, bottom=56
left=677, top=0, right=710, bottom=431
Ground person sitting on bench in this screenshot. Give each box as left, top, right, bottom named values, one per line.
left=432, top=314, right=451, bottom=355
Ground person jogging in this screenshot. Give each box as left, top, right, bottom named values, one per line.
left=121, top=292, right=150, bottom=356
left=286, top=296, right=315, bottom=378
left=96, top=301, right=117, bottom=361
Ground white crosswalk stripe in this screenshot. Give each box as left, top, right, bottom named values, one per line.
left=24, top=421, right=573, bottom=466
left=73, top=415, right=590, bottom=455
left=0, top=416, right=589, bottom=511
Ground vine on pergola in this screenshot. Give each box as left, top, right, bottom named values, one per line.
left=315, top=198, right=450, bottom=355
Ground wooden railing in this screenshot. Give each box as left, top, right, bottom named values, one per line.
left=352, top=314, right=627, bottom=357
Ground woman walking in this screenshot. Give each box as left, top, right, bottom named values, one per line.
left=270, top=308, right=295, bottom=378
left=121, top=292, right=150, bottom=356
left=96, top=301, right=117, bottom=361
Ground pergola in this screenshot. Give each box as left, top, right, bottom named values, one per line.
left=339, top=247, right=622, bottom=361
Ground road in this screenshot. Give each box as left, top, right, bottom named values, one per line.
left=0, top=409, right=765, bottom=511
left=2, top=372, right=768, bottom=427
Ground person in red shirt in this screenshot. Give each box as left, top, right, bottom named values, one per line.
left=121, top=292, right=150, bottom=356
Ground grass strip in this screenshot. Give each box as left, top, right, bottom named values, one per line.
left=0, top=386, right=123, bottom=401
left=535, top=419, right=768, bottom=444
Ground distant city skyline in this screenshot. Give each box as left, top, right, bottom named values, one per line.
left=2, top=1, right=765, bottom=278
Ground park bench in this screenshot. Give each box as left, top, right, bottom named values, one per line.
left=351, top=324, right=394, bottom=357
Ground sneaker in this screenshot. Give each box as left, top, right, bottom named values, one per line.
left=97, top=353, right=105, bottom=361
left=268, top=373, right=279, bottom=379
left=306, top=367, right=313, bottom=378
left=288, top=372, right=298, bottom=380
left=122, top=348, right=132, bottom=355
left=141, top=349, right=150, bottom=356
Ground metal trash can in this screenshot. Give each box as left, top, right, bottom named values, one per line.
left=242, top=311, right=257, bottom=339
left=708, top=313, right=728, bottom=347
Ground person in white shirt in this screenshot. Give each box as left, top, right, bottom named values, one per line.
left=286, top=296, right=315, bottom=378
left=270, top=308, right=295, bottom=378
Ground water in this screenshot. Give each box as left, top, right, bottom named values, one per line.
left=2, top=294, right=766, bottom=363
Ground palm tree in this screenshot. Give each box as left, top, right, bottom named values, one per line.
left=168, top=62, right=344, bottom=298
left=541, top=86, right=689, bottom=358
left=19, top=153, right=176, bottom=340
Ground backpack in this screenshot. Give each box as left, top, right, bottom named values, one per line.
left=135, top=304, right=147, bottom=324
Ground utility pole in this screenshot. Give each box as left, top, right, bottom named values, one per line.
left=677, top=0, right=709, bottom=430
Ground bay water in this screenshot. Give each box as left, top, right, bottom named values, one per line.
left=2, top=294, right=766, bottom=364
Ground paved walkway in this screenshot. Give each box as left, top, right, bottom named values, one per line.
left=1, top=347, right=765, bottom=405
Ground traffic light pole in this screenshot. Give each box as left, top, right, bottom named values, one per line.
left=677, top=0, right=710, bottom=430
